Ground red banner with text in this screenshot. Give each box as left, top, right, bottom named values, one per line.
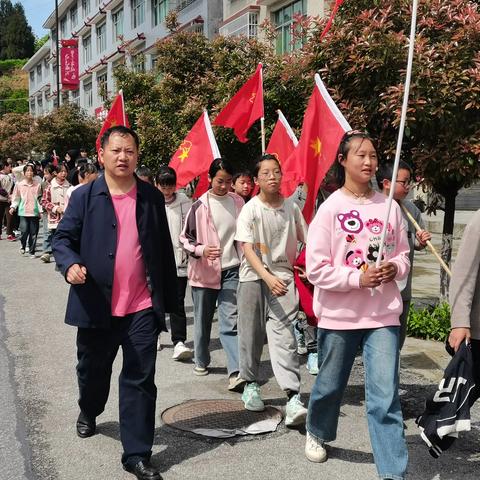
left=60, top=39, right=79, bottom=91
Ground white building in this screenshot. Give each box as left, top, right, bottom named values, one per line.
left=23, top=0, right=328, bottom=117
left=23, top=0, right=223, bottom=117
left=220, top=0, right=328, bottom=53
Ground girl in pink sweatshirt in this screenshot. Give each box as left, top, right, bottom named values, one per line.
left=304, top=131, right=410, bottom=480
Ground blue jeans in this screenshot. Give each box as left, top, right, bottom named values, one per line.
left=307, top=327, right=408, bottom=480
left=191, top=267, right=240, bottom=375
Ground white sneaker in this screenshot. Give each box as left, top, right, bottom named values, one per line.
left=157, top=335, right=162, bottom=351
left=172, top=342, right=193, bottom=361
left=305, top=432, right=327, bottom=463
left=285, top=393, right=307, bottom=427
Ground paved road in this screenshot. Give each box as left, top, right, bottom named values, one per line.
left=1, top=234, right=479, bottom=480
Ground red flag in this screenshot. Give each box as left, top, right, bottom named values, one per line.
left=286, top=74, right=351, bottom=223
left=320, top=0, right=345, bottom=39
left=193, top=172, right=209, bottom=198
left=169, top=111, right=220, bottom=188
left=266, top=110, right=299, bottom=197
left=96, top=90, right=130, bottom=153
left=213, top=63, right=264, bottom=143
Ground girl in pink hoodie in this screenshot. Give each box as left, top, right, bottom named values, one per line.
left=304, top=131, right=410, bottom=480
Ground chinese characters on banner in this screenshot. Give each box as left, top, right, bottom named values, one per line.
left=60, top=39, right=79, bottom=90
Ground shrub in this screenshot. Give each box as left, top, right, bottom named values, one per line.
left=407, top=302, right=451, bottom=342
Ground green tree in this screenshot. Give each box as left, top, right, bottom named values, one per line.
left=0, top=112, right=33, bottom=159
left=308, top=0, right=480, bottom=297
left=0, top=1, right=35, bottom=60
left=31, top=103, right=100, bottom=158
left=34, top=34, right=49, bottom=52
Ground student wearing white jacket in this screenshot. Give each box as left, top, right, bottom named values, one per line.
left=156, top=166, right=193, bottom=361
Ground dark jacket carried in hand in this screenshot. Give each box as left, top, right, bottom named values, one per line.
left=416, top=341, right=477, bottom=458
left=52, top=174, right=177, bottom=330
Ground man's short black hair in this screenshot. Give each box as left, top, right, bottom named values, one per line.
left=100, top=125, right=140, bottom=150
left=376, top=160, right=412, bottom=190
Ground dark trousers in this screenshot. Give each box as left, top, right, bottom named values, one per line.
left=76, top=308, right=159, bottom=466
left=19, top=216, right=39, bottom=253
left=169, top=276, right=188, bottom=345
left=0, top=201, right=13, bottom=235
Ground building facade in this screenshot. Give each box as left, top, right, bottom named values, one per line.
left=23, top=0, right=327, bottom=117
left=23, top=0, right=223, bottom=117
left=219, top=0, right=328, bottom=53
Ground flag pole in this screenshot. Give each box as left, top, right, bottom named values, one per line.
left=400, top=203, right=452, bottom=277
left=376, top=0, right=419, bottom=269
left=261, top=117, right=266, bottom=153
left=259, top=64, right=265, bottom=153
left=119, top=89, right=126, bottom=126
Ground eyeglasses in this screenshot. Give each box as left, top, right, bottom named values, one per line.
left=396, top=179, right=413, bottom=187
left=258, top=171, right=282, bottom=179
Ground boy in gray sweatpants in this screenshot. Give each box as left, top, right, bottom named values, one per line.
left=235, top=155, right=308, bottom=427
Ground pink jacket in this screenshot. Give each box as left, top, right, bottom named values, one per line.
left=180, top=191, right=244, bottom=289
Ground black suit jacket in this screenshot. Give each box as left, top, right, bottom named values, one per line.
left=52, top=174, right=177, bottom=330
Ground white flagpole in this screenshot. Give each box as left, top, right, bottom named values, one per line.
left=376, top=0, right=419, bottom=268
left=259, top=63, right=266, bottom=153
left=204, top=109, right=221, bottom=158
left=119, top=89, right=126, bottom=126
left=277, top=109, right=299, bottom=146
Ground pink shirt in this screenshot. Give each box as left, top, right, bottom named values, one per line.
left=110, top=185, right=152, bottom=317
left=306, top=190, right=410, bottom=330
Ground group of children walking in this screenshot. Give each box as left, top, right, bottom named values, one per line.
left=2, top=129, right=431, bottom=480
left=0, top=159, right=98, bottom=261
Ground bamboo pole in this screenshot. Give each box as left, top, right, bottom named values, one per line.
left=400, top=203, right=452, bottom=277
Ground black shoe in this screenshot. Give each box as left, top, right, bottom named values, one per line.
left=123, top=460, right=163, bottom=480
left=76, top=411, right=96, bottom=438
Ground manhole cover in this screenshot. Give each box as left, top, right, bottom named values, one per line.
left=161, top=399, right=283, bottom=438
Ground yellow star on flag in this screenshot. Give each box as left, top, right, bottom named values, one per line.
left=310, top=137, right=322, bottom=156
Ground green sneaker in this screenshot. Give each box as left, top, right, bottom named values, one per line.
left=242, top=382, right=265, bottom=412
left=285, top=393, right=307, bottom=427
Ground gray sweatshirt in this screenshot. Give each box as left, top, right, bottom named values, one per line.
left=450, top=209, right=480, bottom=340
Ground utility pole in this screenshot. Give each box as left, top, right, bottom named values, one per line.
left=55, top=0, right=60, bottom=108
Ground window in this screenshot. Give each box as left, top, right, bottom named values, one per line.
left=273, top=0, right=305, bottom=54
left=97, top=71, right=108, bottom=101
left=84, top=81, right=93, bottom=107
left=37, top=96, right=43, bottom=115
left=30, top=100, right=36, bottom=115
left=36, top=64, right=42, bottom=81
left=112, top=8, right=123, bottom=41
left=83, top=35, right=92, bottom=64
left=60, top=17, right=67, bottom=39
left=82, top=0, right=91, bottom=18
left=131, top=0, right=145, bottom=28
left=72, top=89, right=80, bottom=106
left=132, top=54, right=145, bottom=73
left=30, top=71, right=35, bottom=84
left=152, top=0, right=167, bottom=27
left=97, top=22, right=106, bottom=53
left=70, top=5, right=78, bottom=27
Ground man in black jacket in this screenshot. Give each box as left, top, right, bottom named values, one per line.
left=53, top=126, right=177, bottom=480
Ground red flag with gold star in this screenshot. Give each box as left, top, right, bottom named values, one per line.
left=213, top=63, right=264, bottom=143
left=266, top=109, right=299, bottom=197
left=169, top=110, right=220, bottom=188
left=96, top=90, right=130, bottom=153
left=286, top=74, right=351, bottom=222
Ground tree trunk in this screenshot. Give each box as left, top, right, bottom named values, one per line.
left=440, top=191, right=456, bottom=301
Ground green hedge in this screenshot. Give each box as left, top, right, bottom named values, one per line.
left=407, top=302, right=451, bottom=342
